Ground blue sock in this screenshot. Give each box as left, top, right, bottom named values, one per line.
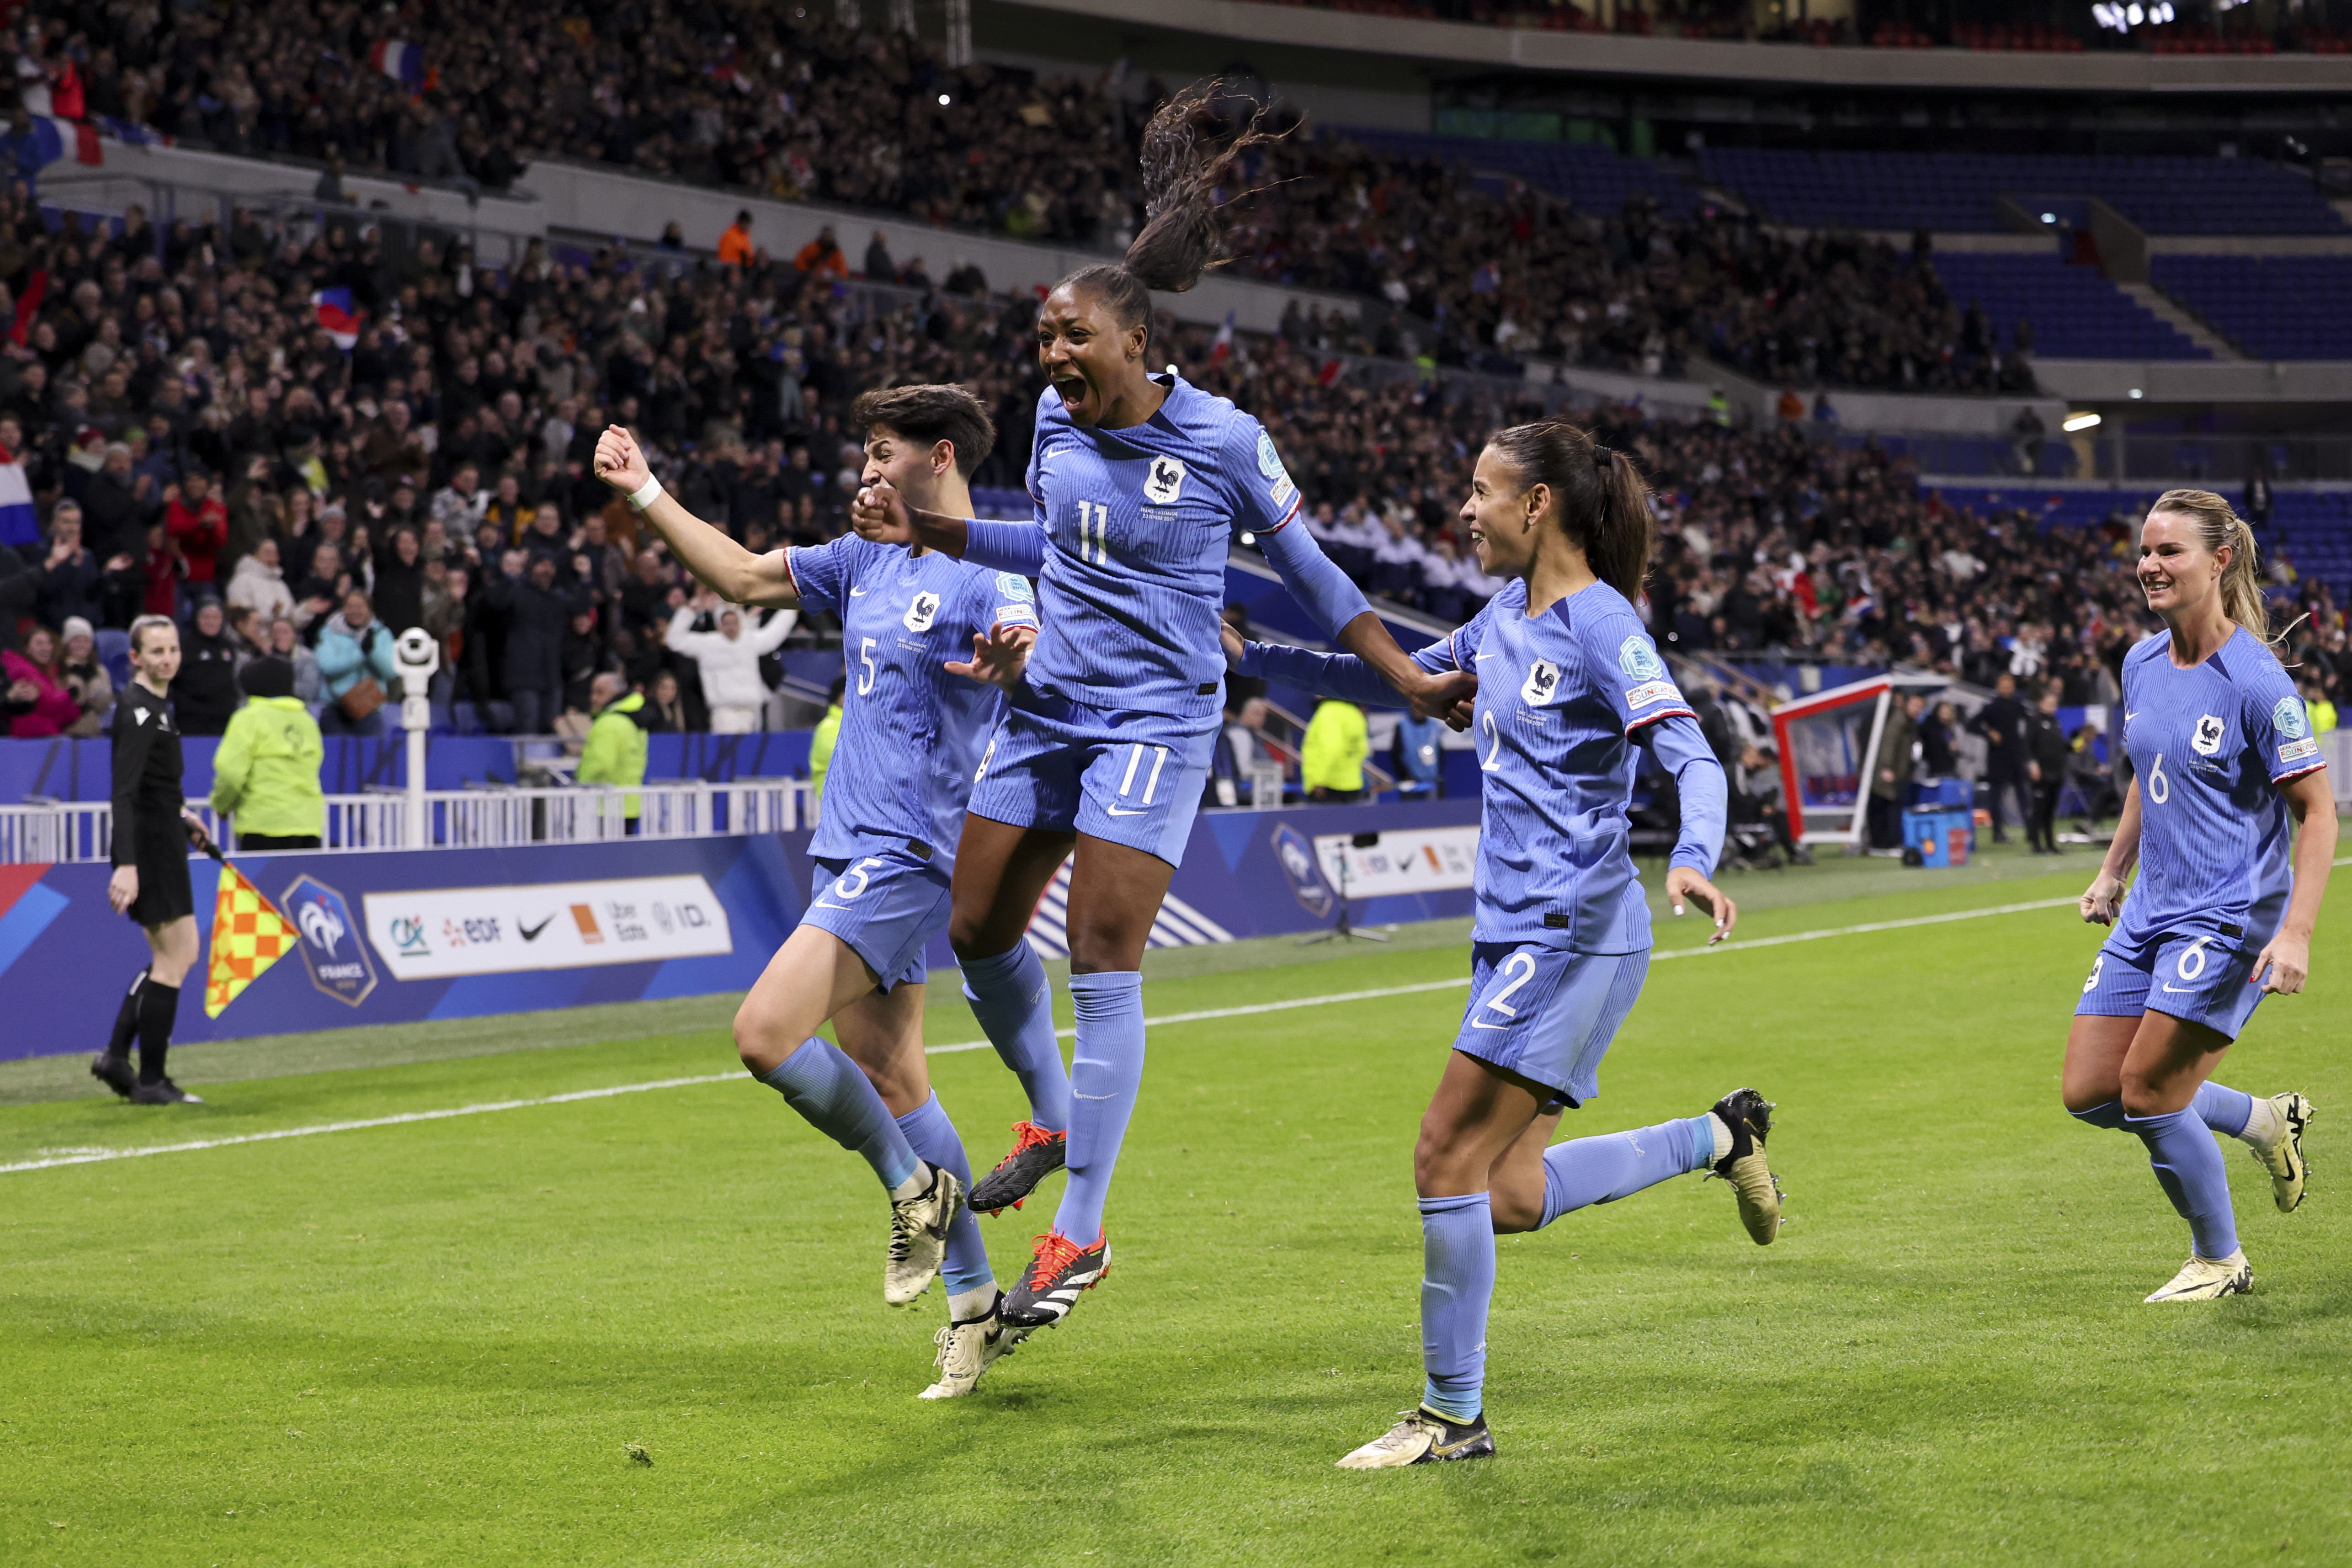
left=1418, top=1192, right=1494, bottom=1424
left=1048, top=972, right=1145, bottom=1244
left=2125, top=1108, right=2240, bottom=1260
left=959, top=944, right=1072, bottom=1132
left=896, top=1091, right=993, bottom=1301
left=2194, top=1081, right=2254, bottom=1139
left=758, top=1039, right=921, bottom=1193
left=1537, top=1115, right=1719, bottom=1227
left=2070, top=1100, right=2129, bottom=1131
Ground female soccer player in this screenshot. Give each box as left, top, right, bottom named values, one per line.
left=2067, top=489, right=2330, bottom=1303
left=595, top=386, right=1071, bottom=1398
left=851, top=85, right=1473, bottom=1331
left=91, top=614, right=214, bottom=1106
left=1225, top=422, right=1781, bottom=1468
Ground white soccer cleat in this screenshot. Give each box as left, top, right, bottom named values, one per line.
left=918, top=1302, right=1029, bottom=1399
left=2143, top=1250, right=2252, bottom=1302
left=2245, top=1093, right=2313, bottom=1214
left=884, top=1164, right=962, bottom=1308
left=1334, top=1407, right=1493, bottom=1469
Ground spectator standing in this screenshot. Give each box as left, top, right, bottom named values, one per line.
left=268, top=617, right=322, bottom=704
left=807, top=673, right=845, bottom=801
left=718, top=210, right=757, bottom=269
left=643, top=668, right=690, bottom=734
left=793, top=224, right=848, bottom=279
left=1920, top=700, right=1960, bottom=777
left=2024, top=685, right=2069, bottom=855
left=165, top=470, right=229, bottom=612
left=175, top=598, right=242, bottom=737
left=665, top=590, right=795, bottom=733
left=373, top=526, right=427, bottom=633
left=576, top=671, right=649, bottom=831
left=227, top=537, right=296, bottom=624
left=1868, top=691, right=1922, bottom=852
left=1971, top=671, right=2032, bottom=845
left=36, top=503, right=114, bottom=628
left=1301, top=694, right=1369, bottom=803
left=57, top=617, right=114, bottom=737
left=209, top=658, right=326, bottom=850
left=484, top=550, right=589, bottom=734
left=863, top=229, right=896, bottom=282
left=2302, top=677, right=2337, bottom=737
left=314, top=589, right=399, bottom=737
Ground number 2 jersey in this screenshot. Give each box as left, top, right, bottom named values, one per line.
left=2112, top=626, right=2323, bottom=953
left=1240, top=579, right=1725, bottom=954
left=785, top=536, right=1038, bottom=871
left=1019, top=375, right=1304, bottom=732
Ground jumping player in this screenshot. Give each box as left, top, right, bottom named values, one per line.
left=594, top=387, right=1068, bottom=1397
left=92, top=614, right=214, bottom=1106
left=851, top=84, right=1474, bottom=1331
left=1226, top=422, right=1781, bottom=1468
left=2067, top=489, right=2330, bottom=1303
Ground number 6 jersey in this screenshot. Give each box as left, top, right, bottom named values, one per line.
left=2113, top=626, right=2323, bottom=952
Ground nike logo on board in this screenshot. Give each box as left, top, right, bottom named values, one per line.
left=519, top=915, right=555, bottom=941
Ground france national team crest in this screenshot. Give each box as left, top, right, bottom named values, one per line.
left=1271, top=823, right=1335, bottom=917
left=1144, top=455, right=1187, bottom=505
left=2192, top=713, right=2225, bottom=756
left=280, top=874, right=378, bottom=1006
left=1618, top=635, right=1665, bottom=681
left=904, top=590, right=942, bottom=632
left=1521, top=659, right=1561, bottom=706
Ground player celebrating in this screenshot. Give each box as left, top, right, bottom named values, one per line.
left=2067, top=489, right=2331, bottom=1303
left=595, top=387, right=1069, bottom=1398
left=1226, top=422, right=1780, bottom=1468
left=91, top=614, right=215, bottom=1106
left=851, top=84, right=1473, bottom=1332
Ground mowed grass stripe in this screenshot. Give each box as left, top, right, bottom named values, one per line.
left=2, top=891, right=2086, bottom=1176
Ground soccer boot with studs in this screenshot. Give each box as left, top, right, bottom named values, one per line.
left=969, top=1121, right=1067, bottom=1215
left=999, top=1230, right=1109, bottom=1328
left=884, top=1163, right=962, bottom=1307
left=918, top=1294, right=1032, bottom=1399
left=2244, top=1092, right=2313, bottom=1214
left=1335, top=1407, right=1494, bottom=1470
left=1704, top=1087, right=1782, bottom=1244
left=2144, top=1250, right=2253, bottom=1302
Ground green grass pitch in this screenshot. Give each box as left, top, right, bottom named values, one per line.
left=5, top=852, right=2349, bottom=1565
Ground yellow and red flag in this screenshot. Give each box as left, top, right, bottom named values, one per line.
left=203, top=862, right=296, bottom=1018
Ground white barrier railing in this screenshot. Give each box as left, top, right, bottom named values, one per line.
left=0, top=780, right=814, bottom=863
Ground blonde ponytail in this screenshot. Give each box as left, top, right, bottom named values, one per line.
left=2151, top=488, right=2273, bottom=647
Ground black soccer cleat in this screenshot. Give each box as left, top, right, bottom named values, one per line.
left=90, top=1052, right=136, bottom=1100
left=969, top=1121, right=1067, bottom=1215
left=1706, top=1087, right=1782, bottom=1245
left=130, top=1078, right=204, bottom=1106
left=1000, top=1230, right=1109, bottom=1328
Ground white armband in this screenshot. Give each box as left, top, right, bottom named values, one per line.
left=628, top=476, right=664, bottom=511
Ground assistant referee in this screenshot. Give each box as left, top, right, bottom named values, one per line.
left=92, top=613, right=213, bottom=1106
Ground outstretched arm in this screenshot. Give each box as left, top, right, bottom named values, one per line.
left=848, top=479, right=1048, bottom=575
left=1228, top=622, right=1467, bottom=717
left=1255, top=521, right=1470, bottom=722
left=595, top=425, right=798, bottom=608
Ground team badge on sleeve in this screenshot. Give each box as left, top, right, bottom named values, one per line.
left=1618, top=635, right=1665, bottom=680
left=2276, top=697, right=2320, bottom=765
left=995, top=572, right=1035, bottom=603
left=1257, top=430, right=1297, bottom=506
left=995, top=571, right=1038, bottom=622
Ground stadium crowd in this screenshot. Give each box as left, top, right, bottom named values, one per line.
left=5, top=5, right=2011, bottom=394
left=0, top=191, right=2341, bottom=748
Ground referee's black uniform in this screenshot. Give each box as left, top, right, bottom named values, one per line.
left=94, top=680, right=200, bottom=1102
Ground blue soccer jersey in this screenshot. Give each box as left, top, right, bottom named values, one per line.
left=787, top=536, right=1038, bottom=868
left=1022, top=376, right=1303, bottom=727
left=2111, top=627, right=2322, bottom=951
left=1244, top=579, right=1719, bottom=953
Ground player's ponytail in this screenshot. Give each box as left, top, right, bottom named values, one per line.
left=1486, top=421, right=1655, bottom=603
left=1055, top=80, right=1287, bottom=350
left=2152, top=488, right=2275, bottom=647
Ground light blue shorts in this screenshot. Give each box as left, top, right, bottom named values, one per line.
left=2075, top=928, right=2266, bottom=1042
left=1452, top=941, right=1651, bottom=1109
left=966, top=703, right=1215, bottom=867
left=801, top=842, right=952, bottom=991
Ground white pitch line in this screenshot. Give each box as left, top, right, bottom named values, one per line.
left=0, top=888, right=2109, bottom=1176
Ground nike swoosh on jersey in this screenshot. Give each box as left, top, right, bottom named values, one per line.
left=849, top=587, right=869, bottom=596
left=1103, top=806, right=1150, bottom=817
left=810, top=898, right=859, bottom=913
left=2160, top=982, right=2199, bottom=993
left=1469, top=1018, right=1514, bottom=1031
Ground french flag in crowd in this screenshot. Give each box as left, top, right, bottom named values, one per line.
left=311, top=288, right=361, bottom=351
left=369, top=40, right=427, bottom=89
left=1208, top=310, right=1235, bottom=368
left=0, top=444, right=37, bottom=549
left=14, top=115, right=104, bottom=172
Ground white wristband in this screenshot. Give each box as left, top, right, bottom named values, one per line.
left=628, top=476, right=663, bottom=511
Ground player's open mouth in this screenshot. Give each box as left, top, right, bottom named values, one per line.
left=1053, top=376, right=1089, bottom=405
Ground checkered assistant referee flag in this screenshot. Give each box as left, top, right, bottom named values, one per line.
left=203, top=862, right=295, bottom=1018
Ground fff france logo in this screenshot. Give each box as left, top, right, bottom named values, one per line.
left=279, top=874, right=378, bottom=1007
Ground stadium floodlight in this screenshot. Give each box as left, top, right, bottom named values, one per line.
left=2064, top=412, right=2102, bottom=432
left=2129, top=388, right=2144, bottom=399
left=2042, top=212, right=2058, bottom=223
left=2125, top=3, right=2144, bottom=23
left=938, top=93, right=951, bottom=105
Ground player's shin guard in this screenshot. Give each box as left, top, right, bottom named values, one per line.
left=759, top=1038, right=923, bottom=1193
left=896, top=1091, right=993, bottom=1302
left=959, top=944, right=1071, bottom=1132
left=1048, top=972, right=1144, bottom=1245
left=1537, top=1116, right=1718, bottom=1226
left=2126, top=1107, right=2239, bottom=1260
left=1419, top=1193, right=1494, bottom=1424
left=135, top=979, right=180, bottom=1085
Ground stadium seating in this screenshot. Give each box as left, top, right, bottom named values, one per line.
left=1331, top=128, right=1700, bottom=216
left=1930, top=252, right=2207, bottom=360
left=1697, top=150, right=2346, bottom=235
left=2149, top=255, right=2352, bottom=361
